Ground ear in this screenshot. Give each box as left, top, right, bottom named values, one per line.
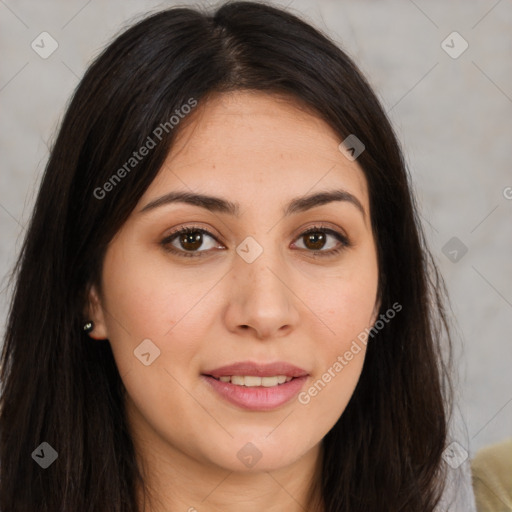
left=84, top=284, right=109, bottom=340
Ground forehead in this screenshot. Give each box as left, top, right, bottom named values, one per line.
left=142, top=90, right=369, bottom=212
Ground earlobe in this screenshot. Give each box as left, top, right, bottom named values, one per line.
left=84, top=285, right=108, bottom=340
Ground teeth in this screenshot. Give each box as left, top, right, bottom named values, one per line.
left=215, top=375, right=293, bottom=387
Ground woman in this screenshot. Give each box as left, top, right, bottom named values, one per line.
left=0, top=1, right=475, bottom=510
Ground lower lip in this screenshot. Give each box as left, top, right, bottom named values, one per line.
left=201, top=375, right=309, bottom=411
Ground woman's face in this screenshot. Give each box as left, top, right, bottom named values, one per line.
left=88, top=91, right=379, bottom=474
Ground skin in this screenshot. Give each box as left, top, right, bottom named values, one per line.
left=87, top=90, right=380, bottom=512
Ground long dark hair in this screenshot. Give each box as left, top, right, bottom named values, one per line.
left=0, top=1, right=453, bottom=510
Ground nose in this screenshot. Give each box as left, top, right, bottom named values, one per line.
left=223, top=243, right=301, bottom=340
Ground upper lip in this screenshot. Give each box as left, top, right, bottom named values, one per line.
left=203, top=361, right=309, bottom=378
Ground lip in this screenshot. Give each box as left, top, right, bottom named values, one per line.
left=201, top=374, right=309, bottom=411
left=202, top=361, right=309, bottom=378
left=201, top=361, right=310, bottom=411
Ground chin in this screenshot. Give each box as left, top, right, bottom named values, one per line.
left=202, top=438, right=311, bottom=473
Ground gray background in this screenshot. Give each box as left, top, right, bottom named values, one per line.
left=1, top=0, right=511, bottom=458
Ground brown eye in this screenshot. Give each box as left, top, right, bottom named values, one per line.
left=178, top=231, right=203, bottom=251
left=293, top=226, right=351, bottom=256
left=161, top=224, right=350, bottom=260
left=303, top=231, right=327, bottom=250
left=161, top=227, right=222, bottom=258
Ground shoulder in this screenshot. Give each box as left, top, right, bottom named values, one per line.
left=471, top=438, right=512, bottom=512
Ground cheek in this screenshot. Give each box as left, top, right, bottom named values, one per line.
left=299, top=247, right=378, bottom=410
left=297, top=278, right=375, bottom=429
left=101, top=243, right=208, bottom=338
left=99, top=243, right=221, bottom=390
left=327, top=276, right=378, bottom=338
left=309, top=246, right=379, bottom=347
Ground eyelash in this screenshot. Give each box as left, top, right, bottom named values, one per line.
left=160, top=224, right=351, bottom=259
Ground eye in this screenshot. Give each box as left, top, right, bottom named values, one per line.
left=161, top=226, right=223, bottom=258
left=161, top=224, right=351, bottom=259
left=292, top=225, right=351, bottom=256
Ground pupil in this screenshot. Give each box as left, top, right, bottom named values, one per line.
left=181, top=232, right=202, bottom=250
left=306, top=232, right=325, bottom=250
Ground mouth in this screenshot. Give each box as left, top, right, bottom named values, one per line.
left=202, top=361, right=309, bottom=379
left=207, top=374, right=295, bottom=386
left=201, top=361, right=309, bottom=411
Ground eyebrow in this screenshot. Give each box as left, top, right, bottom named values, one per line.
left=139, top=189, right=366, bottom=220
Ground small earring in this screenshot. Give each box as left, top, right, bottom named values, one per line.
left=83, top=321, right=94, bottom=333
